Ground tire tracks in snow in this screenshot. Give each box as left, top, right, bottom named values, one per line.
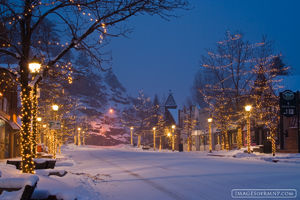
left=90, top=151, right=186, bottom=200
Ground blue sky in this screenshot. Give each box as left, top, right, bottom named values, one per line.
left=108, top=0, right=300, bottom=107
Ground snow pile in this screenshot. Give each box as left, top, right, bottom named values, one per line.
left=0, top=176, right=39, bottom=188
left=0, top=163, right=39, bottom=200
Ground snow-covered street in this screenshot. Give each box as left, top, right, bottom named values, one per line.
left=25, top=145, right=299, bottom=200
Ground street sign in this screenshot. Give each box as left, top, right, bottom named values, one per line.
left=49, top=121, right=61, bottom=130
left=280, top=90, right=297, bottom=117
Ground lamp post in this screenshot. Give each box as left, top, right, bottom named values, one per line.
left=153, top=127, right=156, bottom=150
left=52, top=104, right=59, bottom=158
left=171, top=125, right=176, bottom=151
left=245, top=105, right=252, bottom=154
left=138, top=134, right=141, bottom=148
left=159, top=135, right=162, bottom=151
left=29, top=57, right=42, bottom=159
left=130, top=127, right=134, bottom=146
left=77, top=127, right=81, bottom=146
left=208, top=118, right=213, bottom=153
left=82, top=131, right=86, bottom=145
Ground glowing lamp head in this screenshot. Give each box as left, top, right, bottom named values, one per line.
left=171, top=125, right=176, bottom=129
left=109, top=108, right=114, bottom=114
left=37, top=117, right=42, bottom=122
left=245, top=105, right=252, bottom=112
left=78, top=127, right=81, bottom=131
left=0, top=92, right=3, bottom=97
left=208, top=118, right=213, bottom=123
left=42, top=124, right=47, bottom=128
left=28, top=57, right=41, bottom=73
left=153, top=127, right=156, bottom=131
left=52, top=104, right=59, bottom=111
left=167, top=132, right=171, bottom=137
left=130, top=127, right=133, bottom=130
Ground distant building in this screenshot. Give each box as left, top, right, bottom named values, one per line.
left=0, top=67, right=20, bottom=159
left=279, top=91, right=300, bottom=153
left=164, top=91, right=178, bottom=126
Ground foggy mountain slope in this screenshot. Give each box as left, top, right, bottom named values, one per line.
left=66, top=67, right=130, bottom=145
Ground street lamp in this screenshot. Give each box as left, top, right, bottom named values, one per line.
left=37, top=117, right=42, bottom=122
left=28, top=57, right=41, bottom=74
left=77, top=127, right=81, bottom=146
left=52, top=104, right=59, bottom=111
left=130, top=127, right=134, bottom=146
left=171, top=125, right=176, bottom=151
left=29, top=57, right=42, bottom=160
left=109, top=108, right=114, bottom=114
left=153, top=127, right=156, bottom=150
left=208, top=117, right=213, bottom=153
left=245, top=105, right=252, bottom=154
left=51, top=104, right=59, bottom=158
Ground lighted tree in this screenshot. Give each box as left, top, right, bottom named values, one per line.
left=182, top=107, right=197, bottom=151
left=193, top=32, right=289, bottom=151
left=122, top=90, right=157, bottom=144
left=250, top=38, right=289, bottom=156
left=195, top=32, right=254, bottom=150
left=0, top=0, right=188, bottom=173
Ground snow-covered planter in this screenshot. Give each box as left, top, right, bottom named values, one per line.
left=6, top=159, right=56, bottom=170
left=0, top=175, right=39, bottom=200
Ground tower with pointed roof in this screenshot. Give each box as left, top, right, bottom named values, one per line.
left=164, top=90, right=178, bottom=126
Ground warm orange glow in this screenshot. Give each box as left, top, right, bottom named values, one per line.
left=109, top=108, right=114, bottom=114
left=171, top=125, right=176, bottom=129
left=29, top=62, right=41, bottom=73
left=153, top=127, right=156, bottom=131
left=245, top=105, right=252, bottom=112
left=130, top=127, right=134, bottom=130
left=208, top=118, right=213, bottom=123
left=37, top=117, right=42, bottom=122
left=52, top=104, right=59, bottom=111
left=167, top=132, right=171, bottom=137
left=78, top=127, right=81, bottom=131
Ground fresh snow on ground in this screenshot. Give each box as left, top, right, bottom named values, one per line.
left=1, top=145, right=300, bottom=200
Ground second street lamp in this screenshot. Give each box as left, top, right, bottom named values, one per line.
left=51, top=104, right=59, bottom=158
left=153, top=127, right=156, bottom=150
left=29, top=57, right=42, bottom=160
left=245, top=105, right=252, bottom=154
left=78, top=127, right=81, bottom=146
left=208, top=118, right=213, bottom=153
left=52, top=104, right=59, bottom=111
left=130, top=127, right=134, bottom=146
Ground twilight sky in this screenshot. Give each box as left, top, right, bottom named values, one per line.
left=108, top=0, right=300, bottom=107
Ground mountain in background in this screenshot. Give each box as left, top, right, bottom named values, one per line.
left=66, top=66, right=130, bottom=146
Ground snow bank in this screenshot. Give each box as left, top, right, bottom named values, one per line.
left=0, top=175, right=39, bottom=188
left=0, top=190, right=24, bottom=200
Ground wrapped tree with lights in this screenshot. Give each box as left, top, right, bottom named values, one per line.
left=250, top=38, right=289, bottom=156
left=195, top=32, right=254, bottom=150
left=0, top=0, right=188, bottom=173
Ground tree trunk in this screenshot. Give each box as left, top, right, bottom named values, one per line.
left=20, top=62, right=35, bottom=173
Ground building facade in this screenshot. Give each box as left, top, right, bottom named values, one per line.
left=0, top=67, right=20, bottom=159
